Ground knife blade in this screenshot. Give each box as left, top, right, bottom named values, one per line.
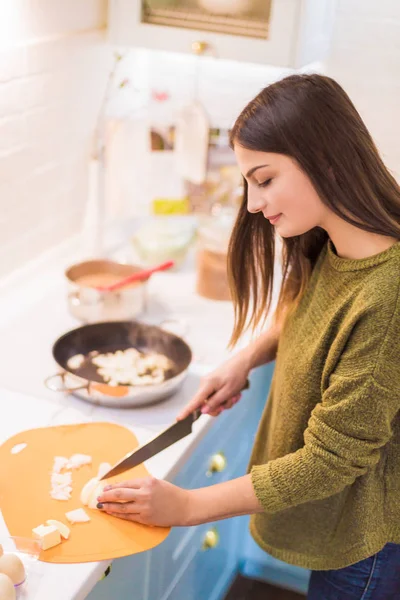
left=99, top=379, right=250, bottom=481
left=99, top=408, right=202, bottom=480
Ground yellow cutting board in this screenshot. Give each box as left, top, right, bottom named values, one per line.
left=0, top=422, right=170, bottom=563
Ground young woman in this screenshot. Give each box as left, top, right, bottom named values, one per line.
left=97, top=74, right=400, bottom=599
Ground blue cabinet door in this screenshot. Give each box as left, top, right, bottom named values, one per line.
left=86, top=550, right=151, bottom=600
left=159, top=516, right=242, bottom=600
left=148, top=364, right=273, bottom=600
left=236, top=364, right=311, bottom=596
left=239, top=527, right=310, bottom=595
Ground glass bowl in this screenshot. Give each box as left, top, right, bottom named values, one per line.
left=131, top=217, right=197, bottom=268
left=0, top=536, right=43, bottom=599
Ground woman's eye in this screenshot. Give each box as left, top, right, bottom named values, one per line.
left=257, top=178, right=272, bottom=188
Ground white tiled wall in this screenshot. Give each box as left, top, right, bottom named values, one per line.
left=0, top=0, right=110, bottom=278
left=326, top=0, right=400, bottom=179
left=0, top=0, right=399, bottom=278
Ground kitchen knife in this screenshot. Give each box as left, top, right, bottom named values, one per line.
left=99, top=379, right=250, bottom=480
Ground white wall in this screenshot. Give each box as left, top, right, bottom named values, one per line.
left=0, top=0, right=110, bottom=278
left=0, top=0, right=398, bottom=278
left=327, top=0, right=400, bottom=179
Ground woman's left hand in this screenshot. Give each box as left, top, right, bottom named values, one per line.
left=96, top=477, right=191, bottom=527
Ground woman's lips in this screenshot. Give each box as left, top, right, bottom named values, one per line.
left=266, top=213, right=282, bottom=224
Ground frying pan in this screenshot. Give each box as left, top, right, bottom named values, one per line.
left=45, top=321, right=192, bottom=408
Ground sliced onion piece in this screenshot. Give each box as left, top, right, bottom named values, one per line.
left=65, top=508, right=90, bottom=524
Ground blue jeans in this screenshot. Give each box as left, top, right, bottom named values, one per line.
left=307, top=543, right=400, bottom=599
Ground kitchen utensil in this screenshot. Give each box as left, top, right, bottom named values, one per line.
left=100, top=379, right=250, bottom=480
left=45, top=320, right=192, bottom=408
left=101, top=410, right=201, bottom=480
left=0, top=422, right=170, bottom=564
left=96, top=260, right=174, bottom=292
left=65, top=260, right=148, bottom=323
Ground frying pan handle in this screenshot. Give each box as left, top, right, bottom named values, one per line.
left=45, top=372, right=90, bottom=393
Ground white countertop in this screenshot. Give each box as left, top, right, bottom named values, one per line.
left=0, top=240, right=264, bottom=600
left=0, top=375, right=214, bottom=600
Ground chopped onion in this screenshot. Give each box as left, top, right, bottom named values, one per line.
left=91, top=348, right=172, bottom=387
left=97, top=463, right=112, bottom=479
left=66, top=454, right=92, bottom=469
left=88, top=483, right=105, bottom=509
left=52, top=456, right=69, bottom=473
left=46, top=519, right=71, bottom=540
left=67, top=354, right=85, bottom=370
left=50, top=455, right=92, bottom=502
left=50, top=490, right=70, bottom=501
left=65, top=508, right=91, bottom=524
left=80, top=477, right=99, bottom=506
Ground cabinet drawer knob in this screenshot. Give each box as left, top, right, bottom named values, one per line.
left=100, top=565, right=112, bottom=580
left=207, top=452, right=227, bottom=477
left=202, top=527, right=219, bottom=551
left=191, top=41, right=208, bottom=55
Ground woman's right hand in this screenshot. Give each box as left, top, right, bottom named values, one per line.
left=177, top=350, right=252, bottom=420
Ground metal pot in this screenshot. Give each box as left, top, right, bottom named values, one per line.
left=45, top=320, right=192, bottom=408
left=65, top=260, right=148, bottom=323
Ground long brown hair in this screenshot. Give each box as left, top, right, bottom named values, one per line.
left=228, top=73, right=400, bottom=346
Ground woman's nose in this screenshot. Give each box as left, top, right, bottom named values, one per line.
left=247, top=188, right=266, bottom=214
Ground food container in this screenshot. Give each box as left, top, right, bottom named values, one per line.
left=196, top=208, right=236, bottom=301
left=65, top=260, right=148, bottom=323
left=131, top=218, right=196, bottom=268
left=0, top=536, right=43, bottom=598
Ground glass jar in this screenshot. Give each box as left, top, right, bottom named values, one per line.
left=196, top=206, right=236, bottom=301
left=131, top=217, right=197, bottom=267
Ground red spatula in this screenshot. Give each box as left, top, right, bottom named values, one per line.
left=96, top=260, right=174, bottom=292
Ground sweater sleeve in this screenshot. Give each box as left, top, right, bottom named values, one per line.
left=251, top=373, right=399, bottom=513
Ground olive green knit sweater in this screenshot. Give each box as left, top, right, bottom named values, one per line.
left=249, top=240, right=400, bottom=570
